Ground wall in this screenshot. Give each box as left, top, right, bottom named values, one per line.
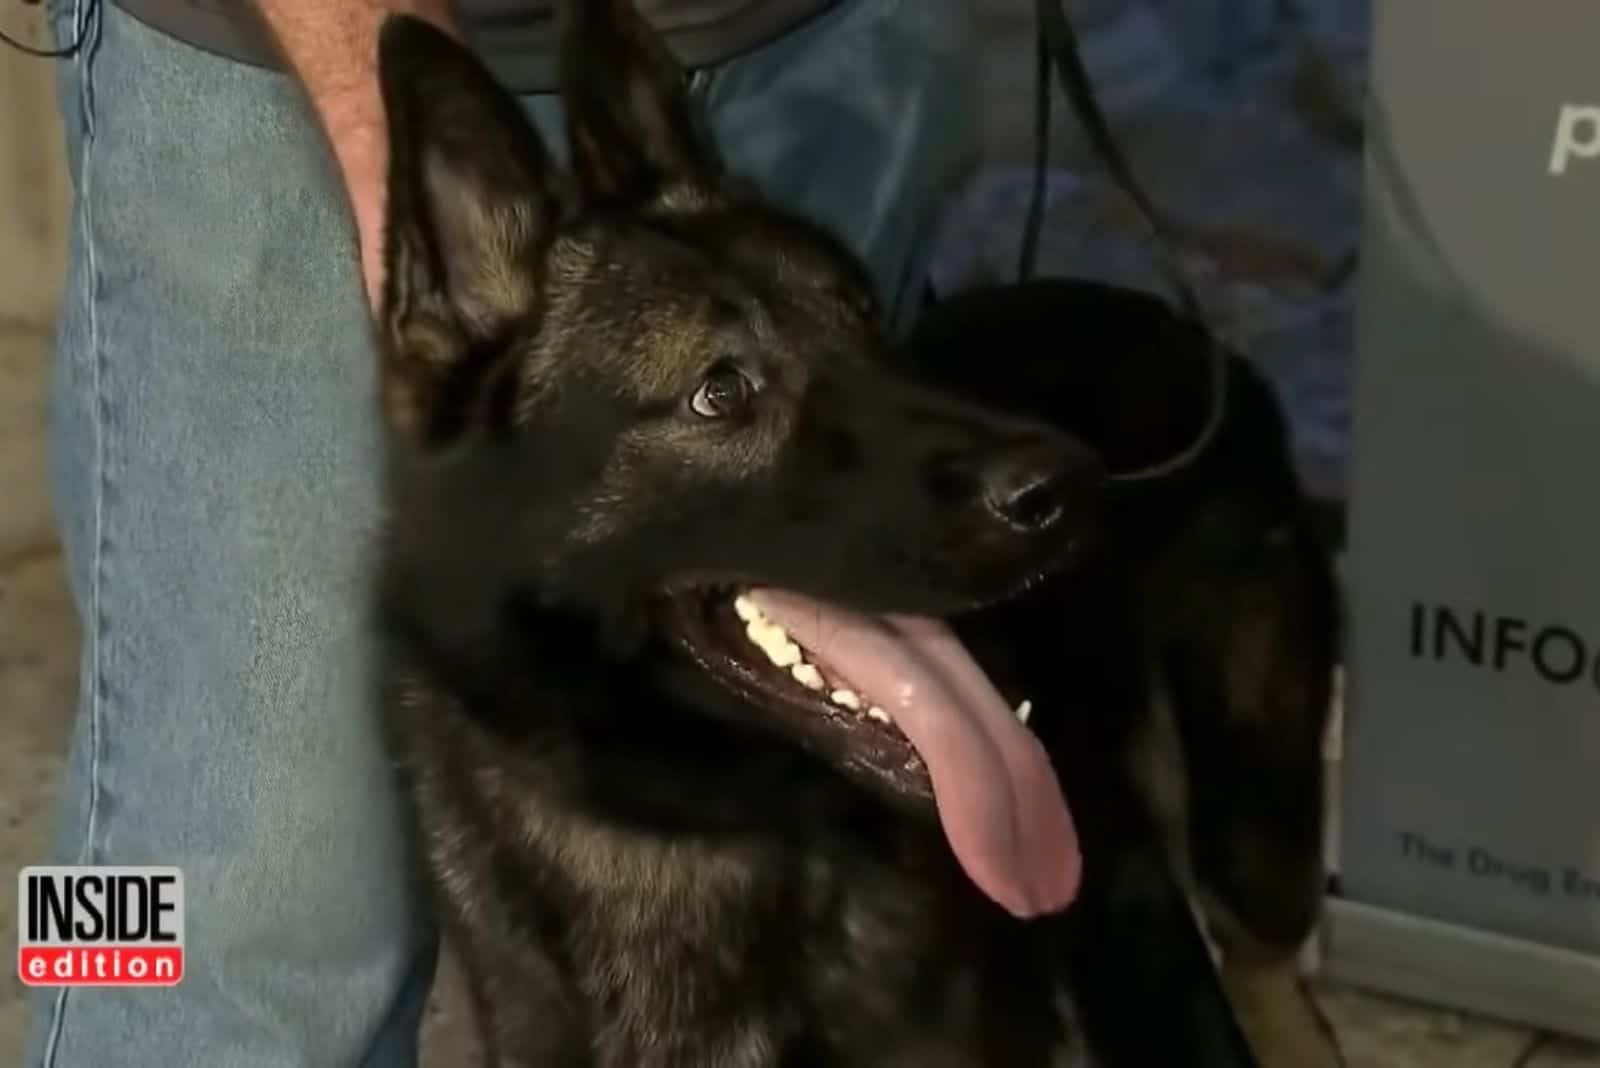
left=0, top=6, right=71, bottom=562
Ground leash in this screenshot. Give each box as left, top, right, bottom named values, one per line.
left=1019, top=0, right=1228, bottom=484
left=0, top=0, right=96, bottom=58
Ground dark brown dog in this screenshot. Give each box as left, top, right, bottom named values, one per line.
left=369, top=3, right=1339, bottom=1065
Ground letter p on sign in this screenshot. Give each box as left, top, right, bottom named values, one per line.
left=1550, top=104, right=1600, bottom=174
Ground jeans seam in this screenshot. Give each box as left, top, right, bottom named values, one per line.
left=40, top=1, right=104, bottom=1063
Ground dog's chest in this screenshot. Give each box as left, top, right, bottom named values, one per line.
left=387, top=679, right=1082, bottom=1065
left=562, top=861, right=1078, bottom=1067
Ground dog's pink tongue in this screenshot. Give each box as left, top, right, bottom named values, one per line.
left=747, top=589, right=1081, bottom=918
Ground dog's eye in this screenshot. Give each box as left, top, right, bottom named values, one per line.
left=690, top=363, right=755, bottom=419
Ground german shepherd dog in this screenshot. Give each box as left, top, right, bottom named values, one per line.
left=370, top=3, right=1341, bottom=1066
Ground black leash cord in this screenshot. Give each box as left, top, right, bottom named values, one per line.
left=0, top=0, right=96, bottom=58
left=1021, top=0, right=1229, bottom=484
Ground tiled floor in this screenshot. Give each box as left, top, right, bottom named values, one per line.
left=0, top=4, right=1596, bottom=1067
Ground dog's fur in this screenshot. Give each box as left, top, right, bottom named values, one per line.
left=369, top=5, right=1341, bottom=1066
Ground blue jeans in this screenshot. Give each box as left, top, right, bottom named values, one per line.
left=25, top=0, right=976, bottom=1064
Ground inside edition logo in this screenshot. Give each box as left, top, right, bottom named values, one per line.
left=17, top=867, right=184, bottom=987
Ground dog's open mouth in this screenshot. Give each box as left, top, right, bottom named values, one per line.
left=662, top=585, right=1082, bottom=919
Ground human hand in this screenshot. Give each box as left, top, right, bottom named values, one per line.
left=254, top=0, right=462, bottom=314
left=326, top=114, right=390, bottom=311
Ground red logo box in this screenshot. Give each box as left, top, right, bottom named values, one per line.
left=17, top=866, right=184, bottom=987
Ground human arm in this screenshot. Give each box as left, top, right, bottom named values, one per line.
left=254, top=0, right=463, bottom=308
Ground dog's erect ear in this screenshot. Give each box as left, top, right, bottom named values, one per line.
left=375, top=16, right=563, bottom=442
left=558, top=0, right=722, bottom=205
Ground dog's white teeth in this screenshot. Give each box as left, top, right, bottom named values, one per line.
left=738, top=601, right=825, bottom=681
left=769, top=640, right=803, bottom=669
left=791, top=663, right=826, bottom=691
left=829, top=688, right=863, bottom=711
left=1015, top=699, right=1033, bottom=724
left=744, top=618, right=804, bottom=669
left=733, top=594, right=761, bottom=624
left=735, top=596, right=887, bottom=716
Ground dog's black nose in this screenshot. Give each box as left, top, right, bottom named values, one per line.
left=981, top=442, right=1088, bottom=533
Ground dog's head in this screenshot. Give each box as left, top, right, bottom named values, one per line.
left=375, top=2, right=1097, bottom=917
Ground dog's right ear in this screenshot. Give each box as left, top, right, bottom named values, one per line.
left=375, top=16, right=563, bottom=442
left=557, top=0, right=723, bottom=206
